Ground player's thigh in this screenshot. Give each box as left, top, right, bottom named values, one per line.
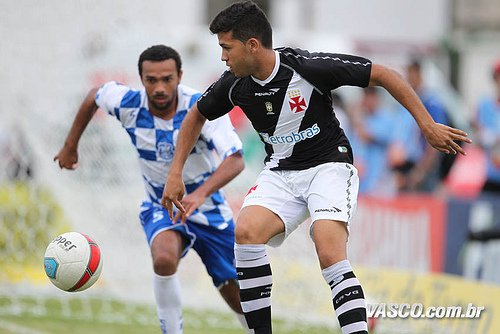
left=140, top=202, right=193, bottom=267
left=236, top=205, right=285, bottom=244
left=150, top=230, right=184, bottom=265
left=312, top=219, right=349, bottom=269
left=305, top=163, right=358, bottom=268
left=190, top=221, right=238, bottom=287
left=307, top=162, right=359, bottom=225
left=240, top=170, right=308, bottom=246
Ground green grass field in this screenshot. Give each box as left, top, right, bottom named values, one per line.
left=0, top=296, right=339, bottom=334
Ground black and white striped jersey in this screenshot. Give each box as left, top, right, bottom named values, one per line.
left=197, top=47, right=372, bottom=170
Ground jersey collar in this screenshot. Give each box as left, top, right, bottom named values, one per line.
left=251, top=50, right=280, bottom=86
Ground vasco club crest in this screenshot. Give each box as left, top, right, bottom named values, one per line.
left=288, top=89, right=307, bottom=113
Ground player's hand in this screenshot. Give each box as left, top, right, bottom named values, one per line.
left=422, top=122, right=472, bottom=155
left=53, top=146, right=79, bottom=170
left=173, top=191, right=206, bottom=224
left=161, top=174, right=186, bottom=221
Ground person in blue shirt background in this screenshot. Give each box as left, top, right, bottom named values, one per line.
left=391, top=58, right=452, bottom=192
left=351, top=87, right=397, bottom=196
left=474, top=60, right=500, bottom=193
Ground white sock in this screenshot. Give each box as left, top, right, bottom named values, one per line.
left=153, top=273, right=183, bottom=334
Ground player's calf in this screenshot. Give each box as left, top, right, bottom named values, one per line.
left=219, top=279, right=243, bottom=313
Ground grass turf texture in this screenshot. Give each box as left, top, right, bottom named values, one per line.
left=0, top=296, right=339, bottom=334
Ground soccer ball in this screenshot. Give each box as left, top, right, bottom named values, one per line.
left=43, top=232, right=103, bottom=292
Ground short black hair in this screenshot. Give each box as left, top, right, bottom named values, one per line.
left=209, top=1, right=272, bottom=48
left=138, top=45, right=182, bottom=77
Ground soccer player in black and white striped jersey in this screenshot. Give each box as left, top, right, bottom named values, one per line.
left=162, top=1, right=472, bottom=333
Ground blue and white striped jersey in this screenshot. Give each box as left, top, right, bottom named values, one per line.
left=95, top=81, right=243, bottom=227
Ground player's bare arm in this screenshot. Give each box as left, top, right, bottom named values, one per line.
left=161, top=102, right=207, bottom=219
left=54, top=88, right=99, bottom=169
left=369, top=64, right=472, bottom=155
left=174, top=151, right=244, bottom=223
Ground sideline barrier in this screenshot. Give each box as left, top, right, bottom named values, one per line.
left=446, top=194, right=500, bottom=284
left=358, top=267, right=500, bottom=334
left=350, top=195, right=446, bottom=272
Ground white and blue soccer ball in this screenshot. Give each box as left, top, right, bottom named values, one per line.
left=43, top=232, right=103, bottom=292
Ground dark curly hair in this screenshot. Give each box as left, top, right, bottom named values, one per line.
left=209, top=1, right=272, bottom=48
left=138, top=45, right=182, bottom=77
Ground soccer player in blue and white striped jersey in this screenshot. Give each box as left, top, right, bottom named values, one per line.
left=55, top=45, right=250, bottom=334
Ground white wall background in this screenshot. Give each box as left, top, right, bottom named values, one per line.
left=459, top=34, right=500, bottom=113
left=0, top=0, right=457, bottom=129
left=271, top=0, right=449, bottom=43
left=4, top=0, right=498, bottom=123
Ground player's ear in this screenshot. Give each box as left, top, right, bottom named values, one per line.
left=178, top=69, right=183, bottom=82
left=247, top=38, right=260, bottom=53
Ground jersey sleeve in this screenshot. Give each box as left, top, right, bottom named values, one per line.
left=279, top=48, right=372, bottom=93
left=95, top=81, right=131, bottom=117
left=200, top=114, right=243, bottom=160
left=197, top=71, right=238, bottom=121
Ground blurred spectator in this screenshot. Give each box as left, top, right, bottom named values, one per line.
left=351, top=87, right=397, bottom=196
left=390, top=58, right=452, bottom=193
left=331, top=91, right=351, bottom=136
left=0, top=125, right=33, bottom=181
left=473, top=60, right=500, bottom=194
left=229, top=106, right=265, bottom=170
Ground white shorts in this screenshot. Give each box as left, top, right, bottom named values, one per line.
left=242, top=162, right=359, bottom=247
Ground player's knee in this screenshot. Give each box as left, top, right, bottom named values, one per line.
left=316, top=249, right=347, bottom=269
left=234, top=222, right=259, bottom=244
left=152, top=252, right=179, bottom=276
